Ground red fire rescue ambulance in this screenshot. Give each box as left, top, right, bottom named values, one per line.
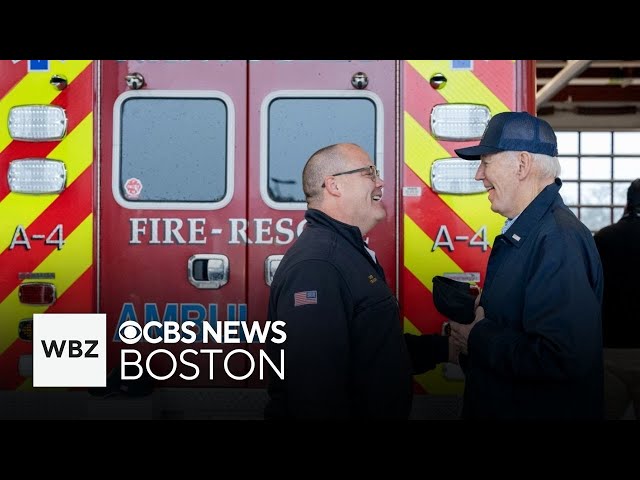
left=0, top=60, right=535, bottom=419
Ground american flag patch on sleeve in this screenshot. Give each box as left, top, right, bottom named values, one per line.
left=294, top=290, right=318, bottom=307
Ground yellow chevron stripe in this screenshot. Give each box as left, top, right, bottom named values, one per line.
left=405, top=214, right=462, bottom=292
left=415, top=364, right=463, bottom=395
left=404, top=111, right=442, bottom=187
left=0, top=214, right=93, bottom=354
left=404, top=317, right=422, bottom=336
left=405, top=112, right=505, bottom=244
left=0, top=113, right=93, bottom=256
left=404, top=216, right=467, bottom=395
left=0, top=61, right=91, bottom=153
left=404, top=316, right=463, bottom=395
left=408, top=60, right=509, bottom=115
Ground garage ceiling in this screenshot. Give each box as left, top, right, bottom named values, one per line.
left=536, top=60, right=640, bottom=130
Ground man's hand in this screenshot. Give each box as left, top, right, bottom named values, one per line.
left=449, top=306, right=485, bottom=355
left=471, top=285, right=482, bottom=311
left=448, top=335, right=461, bottom=364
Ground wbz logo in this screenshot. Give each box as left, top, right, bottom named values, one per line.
left=41, top=339, right=99, bottom=358
left=33, top=314, right=106, bottom=387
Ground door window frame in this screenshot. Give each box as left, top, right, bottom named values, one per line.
left=259, top=90, right=384, bottom=211
left=112, top=89, right=235, bottom=210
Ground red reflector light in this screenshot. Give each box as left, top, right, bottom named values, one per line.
left=18, top=283, right=56, bottom=304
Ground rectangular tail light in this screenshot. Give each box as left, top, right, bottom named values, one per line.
left=18, top=283, right=56, bottom=305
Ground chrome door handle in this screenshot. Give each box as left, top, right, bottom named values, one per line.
left=188, top=254, right=229, bottom=289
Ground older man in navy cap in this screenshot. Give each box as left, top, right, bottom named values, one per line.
left=449, top=111, right=604, bottom=419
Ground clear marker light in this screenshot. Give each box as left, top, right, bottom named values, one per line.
left=8, top=105, right=68, bottom=141
left=431, top=158, right=485, bottom=194
left=431, top=104, right=491, bottom=140
left=8, top=159, right=66, bottom=194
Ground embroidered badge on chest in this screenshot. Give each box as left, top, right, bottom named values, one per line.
left=294, top=290, right=317, bottom=307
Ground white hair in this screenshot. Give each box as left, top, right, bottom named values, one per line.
left=532, top=152, right=561, bottom=179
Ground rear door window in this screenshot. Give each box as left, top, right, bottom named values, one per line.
left=113, top=90, right=234, bottom=209
left=261, top=92, right=381, bottom=209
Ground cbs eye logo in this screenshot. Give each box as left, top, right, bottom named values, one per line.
left=118, top=321, right=143, bottom=344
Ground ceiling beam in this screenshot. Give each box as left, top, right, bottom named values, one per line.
left=537, top=60, right=640, bottom=69
left=536, top=60, right=592, bottom=109
left=544, top=85, right=640, bottom=102
left=537, top=78, right=640, bottom=87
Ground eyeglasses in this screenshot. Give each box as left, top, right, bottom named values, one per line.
left=321, top=165, right=380, bottom=188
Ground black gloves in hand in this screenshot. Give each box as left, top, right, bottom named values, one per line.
left=432, top=275, right=477, bottom=325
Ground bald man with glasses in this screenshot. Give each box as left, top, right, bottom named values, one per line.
left=264, top=143, right=452, bottom=419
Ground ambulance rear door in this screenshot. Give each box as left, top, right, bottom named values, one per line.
left=98, top=60, right=248, bottom=386
left=246, top=60, right=399, bottom=386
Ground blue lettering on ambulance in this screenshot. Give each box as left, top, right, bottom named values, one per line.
left=113, top=302, right=248, bottom=342
left=144, top=303, right=178, bottom=339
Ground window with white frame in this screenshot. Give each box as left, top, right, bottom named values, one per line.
left=556, top=131, right=640, bottom=233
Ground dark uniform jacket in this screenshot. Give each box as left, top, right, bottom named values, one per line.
left=462, top=179, right=604, bottom=419
left=594, top=211, right=640, bottom=348
left=264, top=208, right=417, bottom=419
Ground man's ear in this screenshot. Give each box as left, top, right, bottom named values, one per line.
left=517, top=151, right=533, bottom=179
left=324, top=177, right=341, bottom=197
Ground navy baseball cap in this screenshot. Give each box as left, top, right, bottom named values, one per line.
left=455, top=111, right=558, bottom=160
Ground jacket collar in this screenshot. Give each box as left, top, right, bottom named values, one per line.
left=304, top=208, right=380, bottom=270
left=500, top=177, right=563, bottom=248
left=622, top=209, right=640, bottom=220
